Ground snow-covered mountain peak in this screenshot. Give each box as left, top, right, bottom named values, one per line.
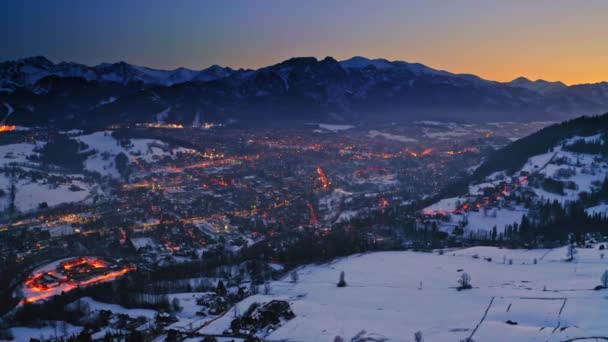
left=507, top=77, right=567, bottom=94
left=340, top=56, right=394, bottom=70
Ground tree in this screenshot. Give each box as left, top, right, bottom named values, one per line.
left=6, top=182, right=16, bottom=217
left=115, top=152, right=130, bottom=179
left=567, top=243, right=578, bottom=262
left=414, top=331, right=424, bottom=342
left=290, top=270, right=299, bottom=283
left=458, top=273, right=472, bottom=290
left=601, top=270, right=608, bottom=289
left=171, top=297, right=182, bottom=312
left=337, top=271, right=347, bottom=287
left=249, top=281, right=258, bottom=295
left=0, top=329, right=13, bottom=341
left=263, top=281, right=271, bottom=295
left=216, top=280, right=227, bottom=297
left=126, top=330, right=144, bottom=342
left=38, top=135, right=89, bottom=171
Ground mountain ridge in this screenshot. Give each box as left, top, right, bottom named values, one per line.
left=3, top=55, right=602, bottom=90
left=2, top=55, right=608, bottom=128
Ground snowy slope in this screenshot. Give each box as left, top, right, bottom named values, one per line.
left=212, top=247, right=608, bottom=341
left=424, top=131, right=608, bottom=234
left=75, top=131, right=185, bottom=178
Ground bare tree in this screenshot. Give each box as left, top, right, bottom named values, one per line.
left=458, top=272, right=472, bottom=290
left=249, top=281, right=258, bottom=295
left=171, top=298, right=182, bottom=312
left=337, top=271, right=347, bottom=287
left=567, top=243, right=578, bottom=262
left=414, top=331, right=424, bottom=342
left=601, top=270, right=608, bottom=288
left=263, top=281, right=271, bottom=295
left=290, top=270, right=299, bottom=283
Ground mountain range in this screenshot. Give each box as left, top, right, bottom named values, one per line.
left=1, top=55, right=608, bottom=128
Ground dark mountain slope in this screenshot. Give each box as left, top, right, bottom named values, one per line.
left=2, top=56, right=608, bottom=128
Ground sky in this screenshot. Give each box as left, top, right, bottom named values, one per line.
left=1, top=0, right=608, bottom=85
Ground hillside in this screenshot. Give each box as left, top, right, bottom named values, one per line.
left=197, top=246, right=608, bottom=341
left=423, top=113, right=608, bottom=241
left=473, top=113, right=608, bottom=179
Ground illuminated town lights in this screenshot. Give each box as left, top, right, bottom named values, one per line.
left=420, top=148, right=434, bottom=156
left=316, top=166, right=330, bottom=190
left=0, top=125, right=17, bottom=132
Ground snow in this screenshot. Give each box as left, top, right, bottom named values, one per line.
left=74, top=131, right=182, bottom=178
left=198, top=294, right=289, bottom=335
left=520, top=150, right=557, bottom=174
left=457, top=208, right=527, bottom=234
left=155, top=107, right=171, bottom=124
left=228, top=247, right=608, bottom=341
left=340, top=56, right=394, bottom=70
left=2, top=102, right=14, bottom=123
left=0, top=175, right=92, bottom=213
left=422, top=196, right=464, bottom=214
left=335, top=210, right=359, bottom=223
left=97, top=96, right=117, bottom=106
left=130, top=237, right=156, bottom=250
left=319, top=189, right=353, bottom=222
left=0, top=142, right=39, bottom=166
left=7, top=321, right=82, bottom=341
left=520, top=146, right=607, bottom=204
left=368, top=130, right=418, bottom=143
left=424, top=130, right=469, bottom=139
left=425, top=133, right=607, bottom=234
left=77, top=297, right=157, bottom=320
left=586, top=203, right=608, bottom=217
left=318, top=124, right=355, bottom=132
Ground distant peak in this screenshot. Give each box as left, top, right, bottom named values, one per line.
left=321, top=56, right=338, bottom=63
left=17, top=55, right=54, bottom=66
left=340, top=56, right=393, bottom=69
left=510, top=76, right=532, bottom=83
left=507, top=76, right=567, bottom=93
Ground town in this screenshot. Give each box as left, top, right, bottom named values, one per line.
left=0, top=120, right=551, bottom=340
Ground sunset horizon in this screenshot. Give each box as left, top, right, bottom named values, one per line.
left=3, top=0, right=608, bottom=85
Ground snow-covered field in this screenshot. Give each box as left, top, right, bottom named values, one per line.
left=317, top=124, right=355, bottom=132
left=7, top=321, right=82, bottom=341
left=206, top=246, right=608, bottom=341
left=75, top=131, right=186, bottom=178
left=454, top=208, right=527, bottom=234
left=586, top=203, right=608, bottom=217
left=0, top=175, right=92, bottom=213
left=76, top=297, right=157, bottom=320
left=0, top=130, right=190, bottom=214
left=368, top=130, right=418, bottom=143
